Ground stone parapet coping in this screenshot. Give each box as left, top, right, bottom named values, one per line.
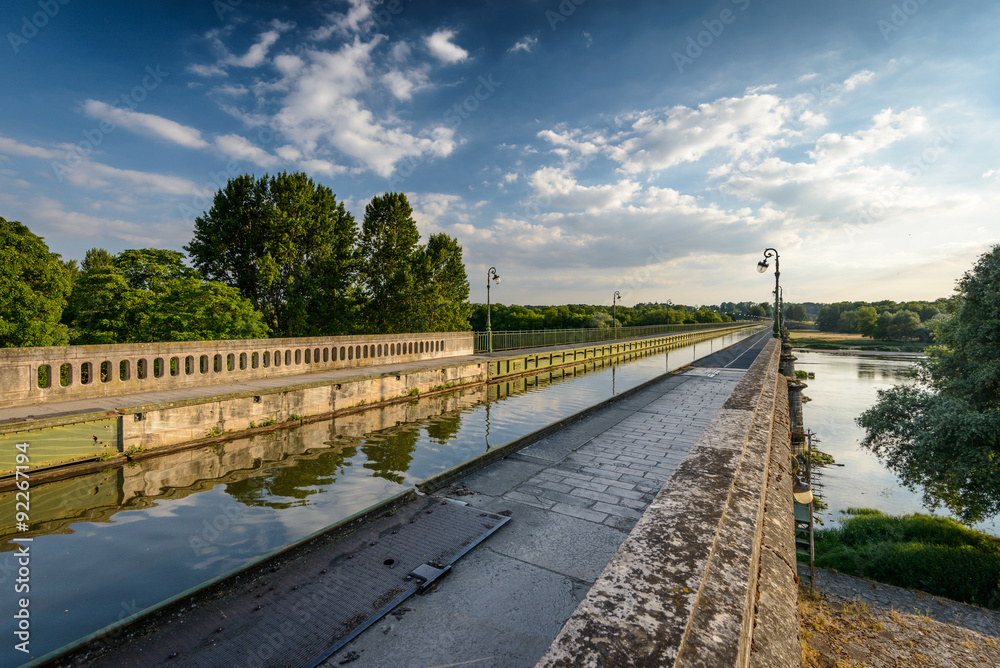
left=536, top=337, right=798, bottom=667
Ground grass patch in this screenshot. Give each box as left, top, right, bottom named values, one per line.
left=814, top=509, right=1000, bottom=609
left=788, top=330, right=927, bottom=352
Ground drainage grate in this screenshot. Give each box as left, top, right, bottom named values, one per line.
left=83, top=496, right=509, bottom=668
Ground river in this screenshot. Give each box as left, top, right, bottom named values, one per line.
left=795, top=350, right=1000, bottom=538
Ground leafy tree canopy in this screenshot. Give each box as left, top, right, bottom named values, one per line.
left=858, top=246, right=1000, bottom=522
left=66, top=248, right=268, bottom=344
left=0, top=217, right=71, bottom=347
left=186, top=171, right=357, bottom=337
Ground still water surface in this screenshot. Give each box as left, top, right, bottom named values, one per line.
left=796, top=350, right=1000, bottom=537
left=0, top=332, right=750, bottom=664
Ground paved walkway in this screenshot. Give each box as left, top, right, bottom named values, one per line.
left=320, top=331, right=771, bottom=667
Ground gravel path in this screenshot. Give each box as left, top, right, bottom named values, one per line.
left=800, top=567, right=1000, bottom=667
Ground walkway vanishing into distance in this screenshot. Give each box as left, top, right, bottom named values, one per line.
left=316, top=329, right=779, bottom=668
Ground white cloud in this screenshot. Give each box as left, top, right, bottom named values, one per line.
left=808, top=108, right=926, bottom=166
left=82, top=100, right=211, bottom=149
left=269, top=38, right=456, bottom=177
left=843, top=69, right=876, bottom=91
left=508, top=35, right=538, bottom=54
left=389, top=41, right=411, bottom=63
left=61, top=161, right=204, bottom=196
left=188, top=63, right=227, bottom=77
left=214, top=134, right=281, bottom=167
left=0, top=135, right=62, bottom=160
left=313, top=0, right=374, bottom=40
left=27, top=195, right=193, bottom=247
left=425, top=29, right=468, bottom=64
left=225, top=20, right=294, bottom=68
left=381, top=65, right=430, bottom=101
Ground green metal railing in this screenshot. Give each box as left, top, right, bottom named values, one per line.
left=473, top=321, right=757, bottom=354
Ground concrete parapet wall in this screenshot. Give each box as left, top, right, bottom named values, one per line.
left=536, top=337, right=798, bottom=667
left=0, top=332, right=473, bottom=409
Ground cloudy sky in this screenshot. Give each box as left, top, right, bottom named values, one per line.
left=2, top=0, right=998, bottom=307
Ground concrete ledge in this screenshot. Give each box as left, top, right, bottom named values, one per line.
left=536, top=337, right=797, bottom=667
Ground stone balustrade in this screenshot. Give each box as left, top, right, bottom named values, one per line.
left=0, top=332, right=473, bottom=409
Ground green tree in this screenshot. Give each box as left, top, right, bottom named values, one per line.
left=185, top=172, right=357, bottom=336
left=66, top=265, right=151, bottom=344
left=0, top=217, right=71, bottom=347
left=858, top=246, right=1000, bottom=522
left=67, top=248, right=268, bottom=344
left=837, top=309, right=858, bottom=334
left=888, top=310, right=921, bottom=341
left=873, top=311, right=894, bottom=340
left=410, top=233, right=472, bottom=332
left=784, top=303, right=808, bottom=322
left=855, top=305, right=879, bottom=338
left=146, top=277, right=269, bottom=341
left=357, top=192, right=420, bottom=333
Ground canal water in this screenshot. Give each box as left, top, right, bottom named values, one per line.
left=0, top=330, right=754, bottom=665
left=795, top=350, right=1000, bottom=538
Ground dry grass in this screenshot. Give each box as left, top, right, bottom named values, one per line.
left=799, top=588, right=1000, bottom=667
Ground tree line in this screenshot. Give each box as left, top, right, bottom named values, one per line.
left=814, top=299, right=953, bottom=341
left=0, top=172, right=471, bottom=347
left=468, top=301, right=751, bottom=332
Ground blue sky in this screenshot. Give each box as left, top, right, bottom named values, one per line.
left=2, top=0, right=998, bottom=307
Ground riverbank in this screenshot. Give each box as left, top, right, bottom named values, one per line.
left=788, top=330, right=927, bottom=354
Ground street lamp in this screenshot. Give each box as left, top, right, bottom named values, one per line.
left=486, top=267, right=500, bottom=353
left=756, top=248, right=780, bottom=337
left=612, top=290, right=621, bottom=334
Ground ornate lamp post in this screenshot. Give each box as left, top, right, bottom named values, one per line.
left=486, top=267, right=500, bottom=353
left=612, top=290, right=621, bottom=333
left=756, top=248, right=780, bottom=337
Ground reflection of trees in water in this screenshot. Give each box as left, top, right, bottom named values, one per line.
left=224, top=444, right=359, bottom=509
left=425, top=412, right=464, bottom=444
left=856, top=362, right=918, bottom=382
left=361, top=429, right=419, bottom=485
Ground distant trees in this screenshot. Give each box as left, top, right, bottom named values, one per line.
left=816, top=300, right=949, bottom=340
left=0, top=217, right=72, bottom=347
left=467, top=301, right=733, bottom=332
left=783, top=303, right=808, bottom=322
left=858, top=246, right=1000, bottom=522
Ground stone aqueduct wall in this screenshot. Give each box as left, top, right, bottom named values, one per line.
left=0, top=332, right=473, bottom=409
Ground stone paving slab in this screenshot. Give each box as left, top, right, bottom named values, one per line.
left=320, top=355, right=761, bottom=667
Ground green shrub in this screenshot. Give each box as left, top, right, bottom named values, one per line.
left=814, top=509, right=1000, bottom=608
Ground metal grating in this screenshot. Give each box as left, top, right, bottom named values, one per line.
left=83, top=496, right=509, bottom=668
